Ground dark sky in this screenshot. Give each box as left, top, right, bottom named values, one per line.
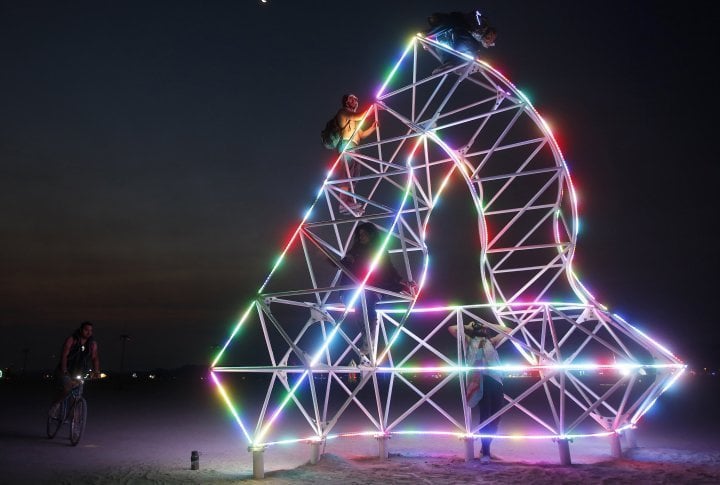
left=1, top=1, right=718, bottom=372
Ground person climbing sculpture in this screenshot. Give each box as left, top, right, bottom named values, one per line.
left=339, top=222, right=417, bottom=364
left=334, top=94, right=377, bottom=215
left=424, top=10, right=497, bottom=74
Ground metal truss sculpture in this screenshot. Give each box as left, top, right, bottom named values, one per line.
left=211, top=35, right=685, bottom=476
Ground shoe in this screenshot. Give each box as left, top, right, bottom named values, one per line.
left=358, top=355, right=372, bottom=378
left=399, top=281, right=418, bottom=299
left=348, top=359, right=358, bottom=384
left=432, top=62, right=456, bottom=75
left=480, top=454, right=491, bottom=464
left=310, top=306, right=333, bottom=323
left=339, top=201, right=364, bottom=215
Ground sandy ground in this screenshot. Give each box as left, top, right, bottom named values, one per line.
left=1, top=374, right=719, bottom=484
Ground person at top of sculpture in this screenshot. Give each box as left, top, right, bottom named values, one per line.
left=424, top=10, right=497, bottom=74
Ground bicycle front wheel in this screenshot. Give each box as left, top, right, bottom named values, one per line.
left=69, top=397, right=87, bottom=446
left=46, top=402, right=64, bottom=439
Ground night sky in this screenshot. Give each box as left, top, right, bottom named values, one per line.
left=1, top=1, right=718, bottom=373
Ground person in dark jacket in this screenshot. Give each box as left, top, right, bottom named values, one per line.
left=425, top=10, right=497, bottom=74
left=340, top=222, right=416, bottom=362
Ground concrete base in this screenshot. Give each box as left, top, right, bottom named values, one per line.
left=556, top=438, right=572, bottom=465
left=624, top=427, right=638, bottom=449
left=376, top=435, right=389, bottom=460
left=310, top=441, right=322, bottom=465
left=463, top=437, right=475, bottom=462
left=610, top=432, right=622, bottom=458
left=251, top=448, right=265, bottom=479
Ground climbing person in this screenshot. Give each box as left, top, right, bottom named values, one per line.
left=340, top=222, right=416, bottom=363
left=335, top=94, right=377, bottom=216
left=424, top=10, right=497, bottom=74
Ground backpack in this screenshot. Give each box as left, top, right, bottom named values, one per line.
left=320, top=115, right=343, bottom=150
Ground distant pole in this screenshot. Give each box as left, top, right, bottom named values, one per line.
left=21, top=347, right=30, bottom=375
left=119, top=335, right=131, bottom=373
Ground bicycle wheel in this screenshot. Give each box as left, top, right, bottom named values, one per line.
left=46, top=402, right=65, bottom=439
left=69, top=397, right=87, bottom=446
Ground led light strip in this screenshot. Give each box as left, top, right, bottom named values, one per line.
left=257, top=425, right=640, bottom=449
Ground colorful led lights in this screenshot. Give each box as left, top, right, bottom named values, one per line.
left=210, top=34, right=685, bottom=455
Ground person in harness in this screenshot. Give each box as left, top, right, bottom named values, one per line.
left=50, top=321, right=101, bottom=412
left=424, top=10, right=497, bottom=74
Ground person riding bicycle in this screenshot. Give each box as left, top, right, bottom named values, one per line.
left=49, top=321, right=101, bottom=413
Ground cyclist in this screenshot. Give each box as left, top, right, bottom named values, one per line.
left=49, top=321, right=101, bottom=414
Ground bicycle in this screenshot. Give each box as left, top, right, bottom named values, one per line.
left=46, top=373, right=90, bottom=446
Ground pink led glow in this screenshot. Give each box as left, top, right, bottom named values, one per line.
left=371, top=363, right=683, bottom=373
left=256, top=427, right=637, bottom=449
left=210, top=372, right=252, bottom=443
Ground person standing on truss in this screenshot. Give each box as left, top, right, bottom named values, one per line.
left=340, top=222, right=416, bottom=364
left=335, top=94, right=377, bottom=215
left=424, top=10, right=497, bottom=74
left=449, top=320, right=504, bottom=463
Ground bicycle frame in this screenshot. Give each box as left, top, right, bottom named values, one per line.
left=47, top=374, right=89, bottom=445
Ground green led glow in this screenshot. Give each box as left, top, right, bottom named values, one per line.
left=211, top=302, right=256, bottom=368
left=376, top=38, right=415, bottom=99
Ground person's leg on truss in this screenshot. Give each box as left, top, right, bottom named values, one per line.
left=337, top=140, right=363, bottom=215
